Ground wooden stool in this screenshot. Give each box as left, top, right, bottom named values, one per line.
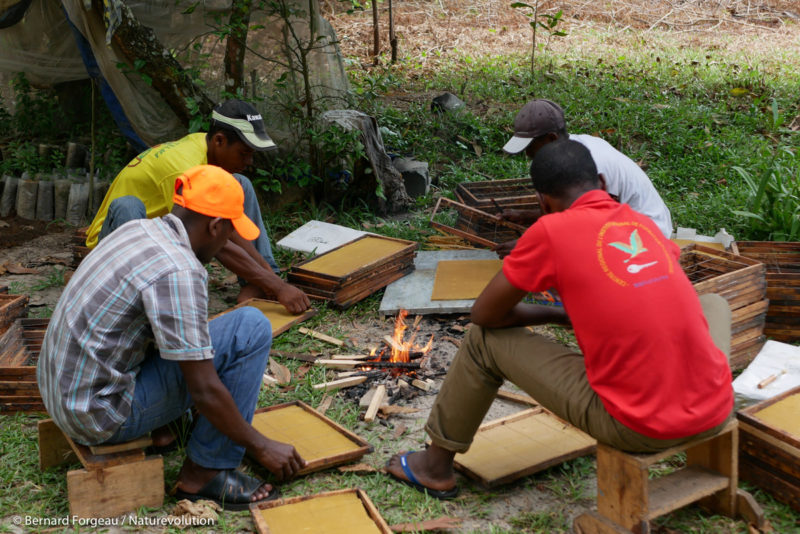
left=38, top=419, right=164, bottom=518
left=573, top=420, right=764, bottom=534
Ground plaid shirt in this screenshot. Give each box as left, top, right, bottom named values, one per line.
left=37, top=214, right=213, bottom=445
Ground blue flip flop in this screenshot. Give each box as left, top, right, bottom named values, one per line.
left=386, top=451, right=459, bottom=500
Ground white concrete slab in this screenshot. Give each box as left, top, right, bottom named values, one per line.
left=276, top=220, right=367, bottom=255
left=379, top=249, right=499, bottom=317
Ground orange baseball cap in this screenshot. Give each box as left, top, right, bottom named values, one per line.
left=172, top=165, right=260, bottom=240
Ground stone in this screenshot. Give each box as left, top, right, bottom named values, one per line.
left=431, top=92, right=465, bottom=113
left=393, top=157, right=430, bottom=198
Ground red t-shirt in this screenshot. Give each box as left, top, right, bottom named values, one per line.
left=503, top=190, right=733, bottom=439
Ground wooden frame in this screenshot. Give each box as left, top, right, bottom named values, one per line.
left=453, top=407, right=596, bottom=488
left=253, top=401, right=372, bottom=475
left=737, top=385, right=800, bottom=511
left=212, top=298, right=317, bottom=336
left=0, top=318, right=48, bottom=414
left=679, top=244, right=767, bottom=370
left=430, top=197, right=527, bottom=248
left=737, top=241, right=800, bottom=342
left=250, top=488, right=391, bottom=534
left=455, top=178, right=539, bottom=214
left=0, top=293, right=28, bottom=336
left=288, top=235, right=417, bottom=308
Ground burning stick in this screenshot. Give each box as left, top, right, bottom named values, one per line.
left=364, top=385, right=387, bottom=423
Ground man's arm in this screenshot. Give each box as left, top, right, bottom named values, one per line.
left=471, top=270, right=569, bottom=328
left=178, top=359, right=305, bottom=481
left=215, top=237, right=310, bottom=314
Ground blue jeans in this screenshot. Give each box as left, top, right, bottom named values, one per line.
left=106, top=307, right=272, bottom=469
left=98, top=173, right=279, bottom=274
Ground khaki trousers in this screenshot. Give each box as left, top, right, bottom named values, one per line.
left=425, top=294, right=733, bottom=453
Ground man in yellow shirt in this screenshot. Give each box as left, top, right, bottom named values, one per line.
left=86, top=100, right=310, bottom=313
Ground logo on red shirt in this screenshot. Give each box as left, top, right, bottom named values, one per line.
left=596, top=222, right=673, bottom=287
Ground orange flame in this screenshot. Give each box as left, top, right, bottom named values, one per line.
left=389, top=310, right=433, bottom=363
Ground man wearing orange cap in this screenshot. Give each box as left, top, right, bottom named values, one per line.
left=38, top=165, right=304, bottom=509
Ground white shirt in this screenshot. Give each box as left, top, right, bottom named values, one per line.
left=570, top=134, right=673, bottom=238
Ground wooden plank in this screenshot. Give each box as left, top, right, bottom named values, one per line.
left=89, top=436, right=153, bottom=456
left=685, top=422, right=737, bottom=516
left=38, top=419, right=77, bottom=470
left=61, top=432, right=146, bottom=470
left=647, top=466, right=730, bottom=519
left=596, top=443, right=649, bottom=531
left=312, top=376, right=367, bottom=392
left=67, top=456, right=164, bottom=518
left=315, top=359, right=361, bottom=370
left=363, top=385, right=386, bottom=423
left=572, top=511, right=628, bottom=534
left=496, top=389, right=538, bottom=405
left=298, top=327, right=344, bottom=347
left=253, top=401, right=371, bottom=476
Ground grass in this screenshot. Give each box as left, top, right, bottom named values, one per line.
left=2, top=20, right=800, bottom=534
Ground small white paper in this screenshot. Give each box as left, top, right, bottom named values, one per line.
left=732, top=340, right=800, bottom=403
left=276, top=220, right=367, bottom=256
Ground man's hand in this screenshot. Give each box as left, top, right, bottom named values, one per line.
left=250, top=437, right=306, bottom=482
left=492, top=239, right=518, bottom=258
left=275, top=282, right=311, bottom=314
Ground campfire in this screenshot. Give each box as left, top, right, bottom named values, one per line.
left=363, top=310, right=433, bottom=375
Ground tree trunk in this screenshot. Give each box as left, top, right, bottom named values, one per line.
left=389, top=0, right=397, bottom=63
left=372, top=0, right=379, bottom=63
left=90, top=0, right=214, bottom=126
left=224, top=0, right=253, bottom=95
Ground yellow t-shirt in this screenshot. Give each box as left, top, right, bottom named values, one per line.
left=86, top=133, right=208, bottom=248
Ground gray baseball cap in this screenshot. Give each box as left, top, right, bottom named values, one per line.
left=211, top=100, right=277, bottom=151
left=502, top=99, right=566, bottom=154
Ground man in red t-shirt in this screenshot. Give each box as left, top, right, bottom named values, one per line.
left=385, top=140, right=733, bottom=499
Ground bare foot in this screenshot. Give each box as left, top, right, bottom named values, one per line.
left=385, top=446, right=457, bottom=492
left=176, top=458, right=273, bottom=502
left=237, top=283, right=266, bottom=304
left=151, top=424, right=176, bottom=448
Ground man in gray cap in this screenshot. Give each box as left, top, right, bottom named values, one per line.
left=497, top=99, right=672, bottom=254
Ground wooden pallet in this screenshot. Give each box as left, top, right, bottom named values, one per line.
left=252, top=401, right=372, bottom=475
left=212, top=298, right=317, bottom=336
left=679, top=244, right=767, bottom=370
left=0, top=293, right=28, bottom=336
left=737, top=241, right=800, bottom=343
left=737, top=385, right=800, bottom=512
left=250, top=488, right=391, bottom=534
left=455, top=178, right=539, bottom=215
left=0, top=318, right=48, bottom=413
left=288, top=235, right=417, bottom=308
left=430, top=197, right=527, bottom=248
left=453, top=407, right=596, bottom=487
left=71, top=226, right=90, bottom=268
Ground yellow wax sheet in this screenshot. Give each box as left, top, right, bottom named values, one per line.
left=455, top=410, right=595, bottom=482
left=260, top=492, right=382, bottom=534
left=430, top=259, right=503, bottom=300
left=213, top=299, right=313, bottom=336
left=754, top=393, right=800, bottom=437
left=299, top=236, right=408, bottom=277
left=252, top=406, right=361, bottom=463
